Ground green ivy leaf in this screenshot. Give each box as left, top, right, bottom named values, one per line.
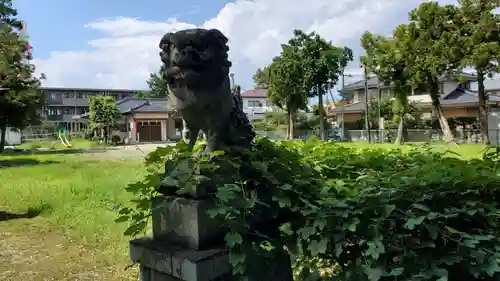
left=308, top=238, right=329, bottom=256
left=387, top=267, right=404, bottom=276
left=404, top=216, right=426, bottom=230
left=382, top=204, right=396, bottom=217
left=115, top=215, right=130, bottom=223
left=364, top=266, right=384, bottom=281
left=225, top=232, right=243, bottom=248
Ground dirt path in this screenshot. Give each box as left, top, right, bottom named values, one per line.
left=0, top=218, right=137, bottom=281
left=79, top=143, right=172, bottom=160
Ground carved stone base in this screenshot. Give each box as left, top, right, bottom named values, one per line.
left=130, top=238, right=294, bottom=281
left=131, top=238, right=230, bottom=281
left=151, top=196, right=226, bottom=250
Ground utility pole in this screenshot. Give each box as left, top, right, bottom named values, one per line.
left=377, top=75, right=382, bottom=143
left=318, top=85, right=326, bottom=140
left=340, top=73, right=345, bottom=140
left=363, top=66, right=371, bottom=143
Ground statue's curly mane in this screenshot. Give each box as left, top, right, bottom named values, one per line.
left=159, top=29, right=231, bottom=90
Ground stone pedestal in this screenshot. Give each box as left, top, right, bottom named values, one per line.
left=130, top=196, right=293, bottom=281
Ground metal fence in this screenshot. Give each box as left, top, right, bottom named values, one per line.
left=256, top=129, right=499, bottom=144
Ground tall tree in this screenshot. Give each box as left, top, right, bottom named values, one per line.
left=361, top=27, right=413, bottom=145
left=288, top=30, right=353, bottom=140
left=145, top=65, right=168, bottom=98
left=458, top=0, right=500, bottom=144
left=252, top=67, right=270, bottom=89
left=0, top=1, right=43, bottom=152
left=407, top=2, right=462, bottom=144
left=88, top=96, right=119, bottom=144
left=267, top=45, right=308, bottom=139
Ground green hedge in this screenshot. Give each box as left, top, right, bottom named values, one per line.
left=121, top=138, right=500, bottom=281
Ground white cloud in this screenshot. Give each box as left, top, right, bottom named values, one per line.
left=32, top=0, right=439, bottom=90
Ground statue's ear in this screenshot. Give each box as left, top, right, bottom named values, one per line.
left=208, top=29, right=228, bottom=45
left=159, top=32, right=173, bottom=49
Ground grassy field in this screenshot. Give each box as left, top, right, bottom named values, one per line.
left=0, top=141, right=489, bottom=281
left=0, top=152, right=145, bottom=281
left=15, top=138, right=106, bottom=150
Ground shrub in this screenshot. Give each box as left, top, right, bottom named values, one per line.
left=119, top=138, right=500, bottom=281
left=111, top=135, right=122, bottom=145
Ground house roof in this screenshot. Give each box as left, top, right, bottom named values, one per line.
left=328, top=88, right=500, bottom=115
left=40, top=86, right=145, bottom=94
left=73, top=98, right=172, bottom=119
left=116, top=97, right=172, bottom=113
left=241, top=88, right=267, bottom=98
left=341, top=71, right=477, bottom=92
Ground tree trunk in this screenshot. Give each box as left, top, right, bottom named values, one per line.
left=286, top=111, right=291, bottom=140
left=477, top=71, right=490, bottom=144
left=428, top=78, right=455, bottom=144
left=289, top=108, right=297, bottom=139
left=318, top=88, right=326, bottom=141
left=394, top=117, right=404, bottom=145
left=436, top=107, right=455, bottom=144
left=0, top=122, right=6, bottom=153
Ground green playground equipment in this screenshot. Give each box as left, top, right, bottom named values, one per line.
left=57, top=126, right=72, bottom=148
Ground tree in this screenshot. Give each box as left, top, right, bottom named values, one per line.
left=88, top=96, right=119, bottom=144
left=361, top=27, right=413, bottom=145
left=252, top=67, right=270, bottom=89
left=407, top=2, right=463, bottom=144
left=288, top=30, right=353, bottom=140
left=267, top=44, right=308, bottom=139
left=457, top=0, right=500, bottom=144
left=144, top=65, right=168, bottom=98
left=0, top=1, right=43, bottom=152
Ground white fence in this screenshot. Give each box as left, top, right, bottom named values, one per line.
left=256, top=129, right=495, bottom=144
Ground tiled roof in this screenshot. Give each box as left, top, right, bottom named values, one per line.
left=241, top=88, right=267, bottom=98
left=342, top=71, right=477, bottom=91
left=116, top=98, right=172, bottom=113
left=73, top=98, right=172, bottom=119
left=328, top=88, right=500, bottom=115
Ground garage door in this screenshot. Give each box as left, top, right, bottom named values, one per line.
left=138, top=121, right=162, bottom=142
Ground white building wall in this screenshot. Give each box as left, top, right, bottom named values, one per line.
left=242, top=97, right=274, bottom=121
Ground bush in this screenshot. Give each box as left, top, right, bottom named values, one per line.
left=111, top=135, right=122, bottom=145
left=119, top=138, right=500, bottom=281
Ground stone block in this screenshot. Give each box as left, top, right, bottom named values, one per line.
left=151, top=196, right=226, bottom=250
left=131, top=238, right=293, bottom=281
left=130, top=238, right=231, bottom=281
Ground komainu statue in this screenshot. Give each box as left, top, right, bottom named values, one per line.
left=159, top=28, right=255, bottom=153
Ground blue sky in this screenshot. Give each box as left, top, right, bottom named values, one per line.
left=15, top=0, right=230, bottom=60
left=12, top=0, right=440, bottom=96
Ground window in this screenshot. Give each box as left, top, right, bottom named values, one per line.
left=50, top=92, right=58, bottom=100
left=47, top=108, right=61, bottom=116
left=63, top=92, right=70, bottom=98
left=77, top=92, right=83, bottom=99
left=248, top=100, right=263, bottom=107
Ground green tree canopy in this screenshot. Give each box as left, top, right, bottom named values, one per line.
left=88, top=96, right=119, bottom=144
left=267, top=43, right=308, bottom=139
left=0, top=0, right=43, bottom=152
left=252, top=67, right=269, bottom=89
left=361, top=26, right=414, bottom=144
left=457, top=0, right=500, bottom=144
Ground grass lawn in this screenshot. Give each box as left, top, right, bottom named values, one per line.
left=0, top=152, right=145, bottom=281
left=15, top=138, right=106, bottom=151
left=0, top=142, right=488, bottom=281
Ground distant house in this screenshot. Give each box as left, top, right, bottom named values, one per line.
left=240, top=88, right=275, bottom=121
left=74, top=98, right=182, bottom=143
left=328, top=72, right=500, bottom=123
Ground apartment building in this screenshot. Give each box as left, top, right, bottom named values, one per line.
left=41, top=87, right=140, bottom=132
